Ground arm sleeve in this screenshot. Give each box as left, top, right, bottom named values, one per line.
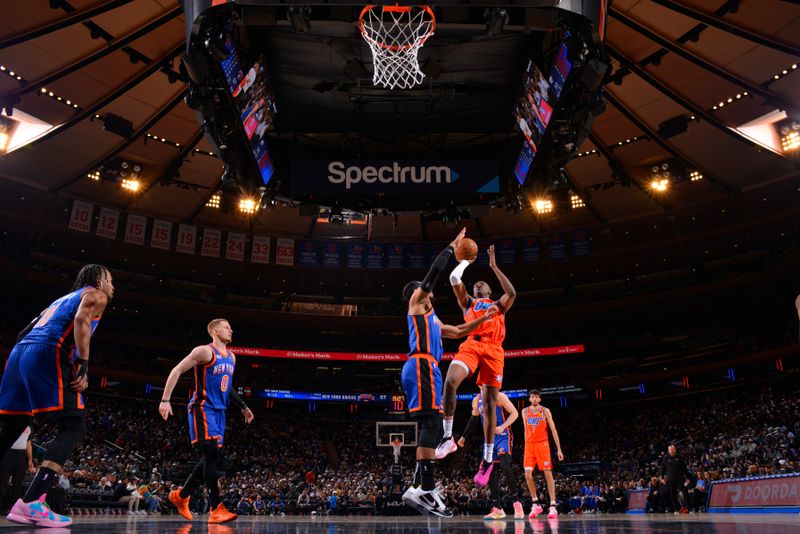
left=228, top=387, right=248, bottom=410
left=461, top=415, right=481, bottom=439
left=420, top=246, right=454, bottom=293
left=449, top=259, right=471, bottom=286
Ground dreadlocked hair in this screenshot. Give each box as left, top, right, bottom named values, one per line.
left=71, top=264, right=109, bottom=292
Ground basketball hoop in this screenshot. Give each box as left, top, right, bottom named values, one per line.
left=358, top=4, right=436, bottom=89
left=391, top=438, right=403, bottom=463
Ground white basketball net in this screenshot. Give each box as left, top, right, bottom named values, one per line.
left=359, top=5, right=436, bottom=89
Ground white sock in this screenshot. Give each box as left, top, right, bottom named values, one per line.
left=483, top=443, right=494, bottom=463
left=443, top=417, right=453, bottom=439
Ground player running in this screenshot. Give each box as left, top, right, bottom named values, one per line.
left=0, top=264, right=113, bottom=528
left=458, top=389, right=524, bottom=520
left=523, top=389, right=563, bottom=518
left=159, top=318, right=254, bottom=525
left=401, top=228, right=498, bottom=518
left=437, top=244, right=517, bottom=487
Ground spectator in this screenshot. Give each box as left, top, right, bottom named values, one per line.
left=269, top=494, right=285, bottom=516
left=236, top=496, right=252, bottom=516
left=253, top=494, right=266, bottom=515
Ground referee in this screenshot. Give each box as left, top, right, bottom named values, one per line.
left=0, top=426, right=34, bottom=514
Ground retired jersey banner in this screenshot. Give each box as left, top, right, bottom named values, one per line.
left=176, top=224, right=197, bottom=255
left=496, top=239, right=516, bottom=265
left=275, top=238, right=294, bottom=266
left=547, top=233, right=566, bottom=260
left=572, top=228, right=591, bottom=256
left=229, top=344, right=584, bottom=362
left=123, top=214, right=147, bottom=245
left=520, top=236, right=541, bottom=262
left=95, top=207, right=119, bottom=240
left=68, top=200, right=93, bottom=233
left=406, top=243, right=427, bottom=269
left=320, top=241, right=340, bottom=269
left=150, top=219, right=172, bottom=250
left=251, top=236, right=270, bottom=264
left=365, top=243, right=384, bottom=269
left=201, top=228, right=222, bottom=258
left=226, top=232, right=245, bottom=262
left=297, top=240, right=318, bottom=267
left=386, top=244, right=405, bottom=269
left=290, top=159, right=500, bottom=194
left=345, top=243, right=365, bottom=269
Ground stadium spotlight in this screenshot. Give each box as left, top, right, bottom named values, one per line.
left=533, top=198, right=553, bottom=215
left=650, top=178, right=670, bottom=192
left=206, top=193, right=221, bottom=209
left=689, top=170, right=703, bottom=182
left=238, top=197, right=257, bottom=214
left=781, top=124, right=800, bottom=152
left=570, top=193, right=585, bottom=209
left=484, top=8, right=508, bottom=37
left=121, top=178, right=140, bottom=192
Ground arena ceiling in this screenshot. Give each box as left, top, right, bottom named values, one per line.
left=0, top=0, right=798, bottom=242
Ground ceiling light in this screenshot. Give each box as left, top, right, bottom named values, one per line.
left=206, top=193, right=221, bottom=209
left=533, top=198, right=553, bottom=214
left=570, top=194, right=585, bottom=209
left=87, top=171, right=101, bottom=181
left=650, top=178, right=670, bottom=192
left=239, top=197, right=257, bottom=214
left=781, top=131, right=800, bottom=152
left=689, top=170, right=703, bottom=182
left=121, top=178, right=140, bottom=192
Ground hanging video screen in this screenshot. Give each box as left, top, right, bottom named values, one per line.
left=219, top=40, right=277, bottom=186
left=512, top=38, right=573, bottom=185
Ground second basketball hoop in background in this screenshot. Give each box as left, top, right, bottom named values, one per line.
left=358, top=5, right=436, bottom=89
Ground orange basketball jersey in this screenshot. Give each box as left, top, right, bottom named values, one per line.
left=464, top=298, right=506, bottom=342
left=523, top=405, right=549, bottom=443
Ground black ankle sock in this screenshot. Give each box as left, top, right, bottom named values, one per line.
left=23, top=467, right=58, bottom=502
left=420, top=460, right=436, bottom=492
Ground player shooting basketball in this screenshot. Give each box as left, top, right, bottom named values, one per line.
left=436, top=244, right=517, bottom=488
left=400, top=228, right=498, bottom=518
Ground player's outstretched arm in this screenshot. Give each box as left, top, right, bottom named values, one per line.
left=497, top=392, right=518, bottom=434
left=159, top=346, right=213, bottom=421
left=544, top=407, right=564, bottom=461
left=449, top=259, right=473, bottom=311
left=440, top=305, right=498, bottom=339
left=487, top=244, right=517, bottom=312
left=409, top=228, right=463, bottom=313
left=70, top=288, right=109, bottom=393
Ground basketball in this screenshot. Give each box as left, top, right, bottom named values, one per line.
left=456, top=238, right=478, bottom=262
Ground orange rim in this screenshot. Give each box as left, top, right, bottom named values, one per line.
left=358, top=5, right=436, bottom=52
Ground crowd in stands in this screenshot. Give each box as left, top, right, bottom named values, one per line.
left=8, top=378, right=795, bottom=517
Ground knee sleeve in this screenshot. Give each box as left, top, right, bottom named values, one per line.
left=44, top=416, right=86, bottom=465
left=417, top=413, right=443, bottom=449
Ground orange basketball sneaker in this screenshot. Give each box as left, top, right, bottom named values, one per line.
left=208, top=503, right=237, bottom=524
left=169, top=488, right=192, bottom=521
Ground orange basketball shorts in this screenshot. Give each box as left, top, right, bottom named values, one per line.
left=524, top=441, right=552, bottom=471
left=452, top=339, right=504, bottom=388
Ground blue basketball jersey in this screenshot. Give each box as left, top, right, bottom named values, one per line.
left=19, top=287, right=101, bottom=347
left=477, top=394, right=507, bottom=429
left=407, top=309, right=443, bottom=361
left=189, top=345, right=235, bottom=411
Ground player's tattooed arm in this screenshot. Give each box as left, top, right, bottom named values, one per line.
left=487, top=244, right=517, bottom=312
left=440, top=305, right=498, bottom=338
left=158, top=346, right=213, bottom=420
